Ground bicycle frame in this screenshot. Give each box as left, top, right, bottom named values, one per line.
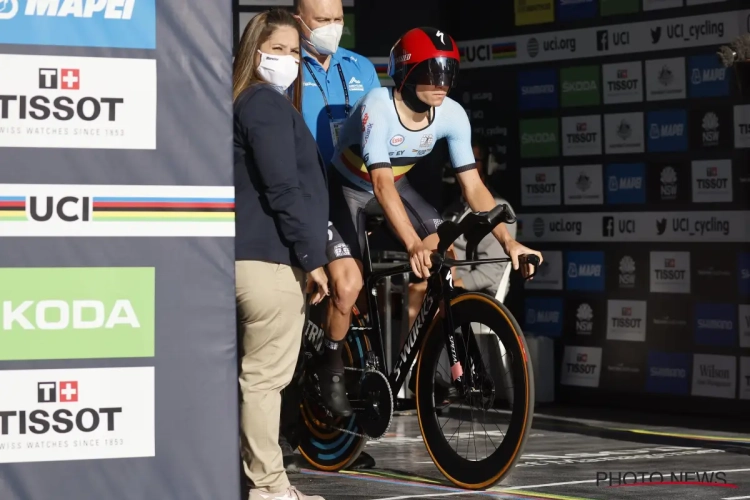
left=360, top=230, right=514, bottom=400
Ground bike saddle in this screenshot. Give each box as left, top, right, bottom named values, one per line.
left=363, top=198, right=386, bottom=232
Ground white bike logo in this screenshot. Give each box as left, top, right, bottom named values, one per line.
left=0, top=0, right=19, bottom=20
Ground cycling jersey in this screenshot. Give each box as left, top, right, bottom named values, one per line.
left=330, top=87, right=476, bottom=193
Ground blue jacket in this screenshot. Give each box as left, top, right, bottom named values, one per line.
left=234, top=84, right=329, bottom=272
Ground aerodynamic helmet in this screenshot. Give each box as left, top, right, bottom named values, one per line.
left=388, top=27, right=460, bottom=92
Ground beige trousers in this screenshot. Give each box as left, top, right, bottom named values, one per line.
left=236, top=260, right=306, bottom=493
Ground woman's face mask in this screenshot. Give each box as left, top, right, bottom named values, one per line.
left=299, top=18, right=343, bottom=56
left=256, top=51, right=299, bottom=92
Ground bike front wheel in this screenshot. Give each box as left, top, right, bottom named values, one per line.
left=415, top=292, right=534, bottom=489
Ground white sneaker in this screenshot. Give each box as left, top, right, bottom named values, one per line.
left=249, top=486, right=325, bottom=500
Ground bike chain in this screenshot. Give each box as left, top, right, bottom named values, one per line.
left=321, top=366, right=393, bottom=441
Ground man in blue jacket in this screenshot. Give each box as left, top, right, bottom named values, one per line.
left=279, top=0, right=380, bottom=472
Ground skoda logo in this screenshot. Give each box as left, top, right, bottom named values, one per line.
left=527, top=38, right=540, bottom=58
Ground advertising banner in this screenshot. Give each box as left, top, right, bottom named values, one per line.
left=0, top=0, right=238, bottom=499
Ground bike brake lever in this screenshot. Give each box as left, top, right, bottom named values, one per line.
left=521, top=254, right=540, bottom=281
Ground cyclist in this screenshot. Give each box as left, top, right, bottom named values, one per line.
left=316, top=26, right=543, bottom=417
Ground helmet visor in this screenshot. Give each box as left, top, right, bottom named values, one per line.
left=409, top=57, right=459, bottom=88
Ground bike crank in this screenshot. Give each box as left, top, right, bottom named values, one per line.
left=306, top=366, right=393, bottom=441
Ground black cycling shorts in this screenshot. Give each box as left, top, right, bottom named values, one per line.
left=326, top=172, right=442, bottom=262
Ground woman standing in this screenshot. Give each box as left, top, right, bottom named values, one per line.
left=233, top=9, right=328, bottom=500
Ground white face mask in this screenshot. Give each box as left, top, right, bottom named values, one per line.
left=301, top=20, right=343, bottom=56
left=256, top=51, right=299, bottom=92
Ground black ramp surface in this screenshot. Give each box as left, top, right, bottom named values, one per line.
left=284, top=408, right=750, bottom=499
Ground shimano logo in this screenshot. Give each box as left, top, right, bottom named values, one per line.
left=697, top=319, right=732, bottom=330
left=522, top=84, right=554, bottom=96
left=650, top=367, right=685, bottom=378
left=0, top=0, right=136, bottom=20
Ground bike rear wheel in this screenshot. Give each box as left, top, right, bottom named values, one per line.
left=415, top=292, right=534, bottom=489
left=297, top=301, right=369, bottom=471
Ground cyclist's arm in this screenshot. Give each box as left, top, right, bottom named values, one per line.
left=458, top=170, right=514, bottom=247
left=442, top=100, right=514, bottom=247
left=371, top=169, right=423, bottom=251
left=361, top=99, right=422, bottom=251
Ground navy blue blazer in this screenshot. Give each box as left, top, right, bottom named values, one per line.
left=234, top=84, right=329, bottom=272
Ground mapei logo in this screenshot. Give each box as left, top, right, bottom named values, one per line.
left=0, top=0, right=156, bottom=49
left=566, top=251, right=605, bottom=291
left=688, top=55, right=729, bottom=98
left=647, top=110, right=687, bottom=152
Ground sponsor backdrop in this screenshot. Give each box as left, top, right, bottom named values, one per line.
left=457, top=2, right=750, bottom=413
left=0, top=1, right=238, bottom=500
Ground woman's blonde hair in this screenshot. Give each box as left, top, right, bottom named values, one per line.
left=232, top=8, right=303, bottom=111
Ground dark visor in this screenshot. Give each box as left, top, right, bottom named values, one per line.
left=409, top=57, right=459, bottom=88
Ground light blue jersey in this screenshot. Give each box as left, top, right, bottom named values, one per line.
left=330, top=87, right=476, bottom=193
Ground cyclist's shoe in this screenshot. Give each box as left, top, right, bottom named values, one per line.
left=249, top=486, right=324, bottom=500
left=314, top=366, right=352, bottom=417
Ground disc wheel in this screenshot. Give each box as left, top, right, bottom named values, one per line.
left=415, top=292, right=534, bottom=489
left=297, top=302, right=370, bottom=471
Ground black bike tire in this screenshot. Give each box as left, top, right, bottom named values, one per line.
left=298, top=304, right=369, bottom=471
left=415, top=292, right=535, bottom=489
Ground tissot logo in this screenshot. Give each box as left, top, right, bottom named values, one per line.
left=562, top=116, right=602, bottom=156
left=0, top=367, right=155, bottom=463
left=37, top=381, right=78, bottom=403
left=606, top=300, right=646, bottom=342
left=561, top=346, right=602, bottom=387
left=602, top=61, right=643, bottom=104
left=650, top=251, right=690, bottom=293
left=521, top=166, right=560, bottom=206
left=0, top=54, right=156, bottom=149
left=691, top=159, right=732, bottom=203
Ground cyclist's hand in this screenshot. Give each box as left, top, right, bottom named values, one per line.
left=407, top=241, right=432, bottom=279
left=503, top=240, right=543, bottom=280
left=306, top=267, right=330, bottom=305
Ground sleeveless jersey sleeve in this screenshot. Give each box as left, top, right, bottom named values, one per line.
left=359, top=93, right=392, bottom=170
left=439, top=99, right=476, bottom=171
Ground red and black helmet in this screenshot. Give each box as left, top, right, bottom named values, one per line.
left=388, top=27, right=460, bottom=91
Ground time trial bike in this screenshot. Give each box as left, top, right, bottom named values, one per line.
left=295, top=200, right=538, bottom=490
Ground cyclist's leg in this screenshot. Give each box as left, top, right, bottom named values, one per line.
left=317, top=175, right=368, bottom=417
left=390, top=177, right=448, bottom=329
